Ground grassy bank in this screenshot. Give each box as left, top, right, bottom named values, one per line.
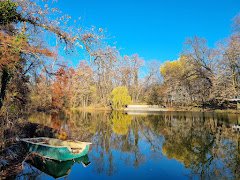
left=71, top=106, right=112, bottom=112
left=167, top=107, right=240, bottom=114
left=71, top=105, right=240, bottom=114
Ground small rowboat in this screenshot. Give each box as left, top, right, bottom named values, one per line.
left=21, top=137, right=91, bottom=161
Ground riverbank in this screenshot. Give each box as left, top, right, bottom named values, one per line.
left=29, top=103, right=240, bottom=114
left=0, top=122, right=58, bottom=178
left=167, top=107, right=240, bottom=114
left=71, top=106, right=112, bottom=112
left=124, top=105, right=240, bottom=114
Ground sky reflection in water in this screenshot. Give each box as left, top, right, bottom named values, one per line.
left=17, top=111, right=240, bottom=179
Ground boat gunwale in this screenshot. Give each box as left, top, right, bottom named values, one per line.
left=20, top=137, right=92, bottom=149
left=26, top=152, right=69, bottom=161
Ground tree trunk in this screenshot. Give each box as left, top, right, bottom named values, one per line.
left=0, top=67, right=10, bottom=109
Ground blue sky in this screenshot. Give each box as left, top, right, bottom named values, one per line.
left=54, top=0, right=240, bottom=63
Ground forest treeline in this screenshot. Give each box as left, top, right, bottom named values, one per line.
left=159, top=31, right=240, bottom=109
left=29, top=11, right=240, bottom=111
left=0, top=0, right=240, bottom=123
left=0, top=0, right=160, bottom=116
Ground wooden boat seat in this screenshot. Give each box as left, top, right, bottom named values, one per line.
left=47, top=139, right=86, bottom=150
left=71, top=149, right=81, bottom=154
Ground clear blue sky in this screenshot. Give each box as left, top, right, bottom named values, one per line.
left=54, top=0, right=240, bottom=63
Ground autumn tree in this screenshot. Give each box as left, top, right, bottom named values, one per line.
left=145, top=84, right=166, bottom=105
left=110, top=86, right=131, bottom=109
left=29, top=74, right=52, bottom=111
left=224, top=14, right=240, bottom=98
left=51, top=67, right=75, bottom=110
left=214, top=36, right=240, bottom=101
left=70, top=61, right=96, bottom=108
left=117, top=54, right=144, bottom=102
left=0, top=0, right=54, bottom=112
left=91, top=47, right=119, bottom=105
left=183, top=37, right=216, bottom=104
left=160, top=36, right=218, bottom=108
left=160, top=56, right=190, bottom=106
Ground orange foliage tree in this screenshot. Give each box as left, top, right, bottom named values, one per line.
left=51, top=67, right=75, bottom=110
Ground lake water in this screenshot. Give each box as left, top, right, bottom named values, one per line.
left=15, top=111, right=240, bottom=179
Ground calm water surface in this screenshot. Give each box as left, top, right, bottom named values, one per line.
left=16, top=111, right=240, bottom=179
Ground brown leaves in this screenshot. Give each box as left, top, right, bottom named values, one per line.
left=0, top=32, right=55, bottom=68
left=0, top=32, right=20, bottom=68
left=51, top=67, right=75, bottom=109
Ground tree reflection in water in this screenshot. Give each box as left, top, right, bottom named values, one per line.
left=27, top=111, right=240, bottom=179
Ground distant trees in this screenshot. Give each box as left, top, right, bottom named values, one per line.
left=29, top=74, right=52, bottom=111
left=150, top=14, right=239, bottom=109
left=221, top=35, right=240, bottom=98
left=160, top=56, right=188, bottom=106
left=118, top=54, right=144, bottom=102
left=51, top=67, right=75, bottom=110
left=158, top=31, right=239, bottom=108
left=27, top=50, right=148, bottom=111
left=92, top=47, right=119, bottom=105
left=145, top=84, right=165, bottom=105
left=159, top=40, right=217, bottom=107
left=70, top=61, right=96, bottom=108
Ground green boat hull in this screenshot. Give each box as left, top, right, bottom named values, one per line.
left=22, top=138, right=91, bottom=161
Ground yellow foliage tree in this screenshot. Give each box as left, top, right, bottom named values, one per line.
left=110, top=86, right=131, bottom=109
left=160, top=56, right=187, bottom=79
